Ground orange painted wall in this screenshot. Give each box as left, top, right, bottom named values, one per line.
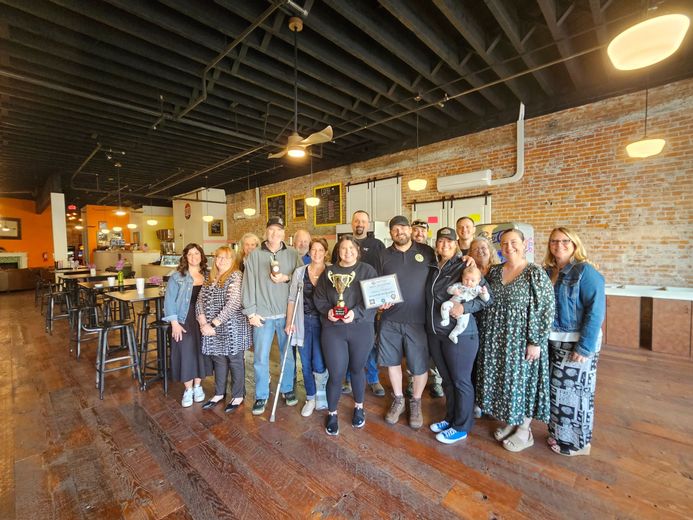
left=84, top=205, right=134, bottom=251
left=0, top=197, right=54, bottom=268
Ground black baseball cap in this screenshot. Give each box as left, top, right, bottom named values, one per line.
left=436, top=227, right=457, bottom=241
left=388, top=215, right=410, bottom=229
left=266, top=216, right=285, bottom=228
left=411, top=219, right=428, bottom=230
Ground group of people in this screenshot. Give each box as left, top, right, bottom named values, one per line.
left=163, top=210, right=605, bottom=457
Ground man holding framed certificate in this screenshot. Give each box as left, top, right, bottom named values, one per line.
left=377, top=216, right=435, bottom=429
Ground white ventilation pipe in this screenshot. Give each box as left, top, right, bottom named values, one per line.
left=489, top=102, right=525, bottom=186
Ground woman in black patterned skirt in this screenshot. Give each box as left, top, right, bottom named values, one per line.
left=196, top=246, right=252, bottom=413
left=544, top=227, right=605, bottom=456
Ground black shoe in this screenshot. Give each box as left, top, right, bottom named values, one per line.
left=201, top=398, right=222, bottom=410
left=252, top=399, right=267, bottom=416
left=352, top=407, right=365, bottom=428
left=326, top=414, right=339, bottom=436
left=282, top=390, right=298, bottom=406
left=225, top=399, right=243, bottom=413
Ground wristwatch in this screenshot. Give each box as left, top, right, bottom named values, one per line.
left=210, top=321, right=217, bottom=328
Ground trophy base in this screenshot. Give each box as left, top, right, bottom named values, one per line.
left=333, top=305, right=349, bottom=320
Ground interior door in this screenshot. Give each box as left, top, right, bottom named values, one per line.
left=345, top=182, right=371, bottom=221
left=449, top=195, right=491, bottom=226
left=411, top=200, right=448, bottom=245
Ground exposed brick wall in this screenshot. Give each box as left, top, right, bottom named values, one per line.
left=227, top=78, right=693, bottom=287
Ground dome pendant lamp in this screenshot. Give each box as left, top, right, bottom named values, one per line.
left=626, top=88, right=665, bottom=159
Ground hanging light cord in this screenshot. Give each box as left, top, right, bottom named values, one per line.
left=293, top=26, right=299, bottom=135
left=643, top=87, right=649, bottom=136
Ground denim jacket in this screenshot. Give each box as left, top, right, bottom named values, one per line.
left=163, top=271, right=195, bottom=323
left=546, top=261, right=605, bottom=356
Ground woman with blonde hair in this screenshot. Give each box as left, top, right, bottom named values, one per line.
left=196, top=246, right=251, bottom=413
left=469, top=236, right=500, bottom=276
left=543, top=227, right=605, bottom=456
left=238, top=232, right=261, bottom=272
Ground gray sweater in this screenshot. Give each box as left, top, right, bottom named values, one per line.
left=242, top=241, right=301, bottom=318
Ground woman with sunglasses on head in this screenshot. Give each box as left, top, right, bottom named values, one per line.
left=313, top=235, right=378, bottom=436
left=163, top=243, right=213, bottom=407
left=544, top=227, right=605, bottom=456
left=476, top=229, right=554, bottom=452
left=196, top=247, right=251, bottom=413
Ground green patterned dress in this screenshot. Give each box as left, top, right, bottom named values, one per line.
left=476, top=263, right=555, bottom=425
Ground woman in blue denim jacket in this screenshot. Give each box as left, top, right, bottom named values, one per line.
left=164, top=243, right=213, bottom=407
left=544, top=227, right=605, bottom=456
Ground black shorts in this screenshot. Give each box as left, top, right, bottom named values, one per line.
left=378, top=321, right=429, bottom=375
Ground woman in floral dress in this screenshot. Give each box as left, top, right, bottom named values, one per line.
left=476, top=229, right=555, bottom=452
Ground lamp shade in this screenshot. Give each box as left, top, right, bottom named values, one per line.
left=112, top=226, right=122, bottom=232
left=146, top=219, right=158, bottom=226
left=115, top=209, right=127, bottom=216
left=408, top=178, right=427, bottom=191
left=127, top=223, right=137, bottom=229
left=626, top=138, right=666, bottom=158
left=243, top=207, right=256, bottom=216
left=608, top=14, right=690, bottom=70
left=74, top=225, right=84, bottom=230
left=305, top=196, right=320, bottom=207
left=202, top=215, right=214, bottom=222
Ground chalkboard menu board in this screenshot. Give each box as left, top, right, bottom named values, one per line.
left=266, top=193, right=286, bottom=223
left=314, top=183, right=342, bottom=227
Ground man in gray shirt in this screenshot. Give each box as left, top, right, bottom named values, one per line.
left=242, top=216, right=301, bottom=416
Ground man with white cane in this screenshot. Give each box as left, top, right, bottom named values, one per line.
left=242, top=216, right=301, bottom=416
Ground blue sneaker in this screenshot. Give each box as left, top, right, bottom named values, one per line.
left=436, top=428, right=468, bottom=444
left=430, top=420, right=450, bottom=433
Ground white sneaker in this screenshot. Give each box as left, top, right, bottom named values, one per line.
left=301, top=399, right=316, bottom=417
left=192, top=385, right=205, bottom=403
left=181, top=388, right=193, bottom=407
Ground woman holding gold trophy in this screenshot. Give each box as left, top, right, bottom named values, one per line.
left=314, top=235, right=378, bottom=436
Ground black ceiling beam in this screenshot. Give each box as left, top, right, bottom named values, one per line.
left=483, top=0, right=558, bottom=96
left=379, top=0, right=508, bottom=110
left=323, top=0, right=483, bottom=119
left=433, top=0, right=536, bottom=102
left=536, top=0, right=586, bottom=88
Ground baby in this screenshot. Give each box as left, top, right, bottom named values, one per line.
left=440, top=266, right=489, bottom=344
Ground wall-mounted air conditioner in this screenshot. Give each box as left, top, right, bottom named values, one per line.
left=437, top=169, right=492, bottom=192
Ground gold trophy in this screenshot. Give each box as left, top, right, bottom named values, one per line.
left=327, top=270, right=356, bottom=319
left=269, top=255, right=280, bottom=276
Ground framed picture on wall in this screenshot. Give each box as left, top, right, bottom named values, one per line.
left=293, top=198, right=306, bottom=220
left=314, top=182, right=342, bottom=227
left=208, top=219, right=224, bottom=237
left=266, top=193, right=287, bottom=223
left=0, top=217, right=21, bottom=239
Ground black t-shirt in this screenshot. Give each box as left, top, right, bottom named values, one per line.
left=378, top=241, right=436, bottom=324
left=302, top=268, right=319, bottom=316
left=331, top=235, right=385, bottom=269
left=313, top=261, right=378, bottom=326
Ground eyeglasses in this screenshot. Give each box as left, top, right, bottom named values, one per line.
left=549, top=239, right=572, bottom=246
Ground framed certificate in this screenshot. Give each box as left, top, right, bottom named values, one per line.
left=360, top=274, right=403, bottom=309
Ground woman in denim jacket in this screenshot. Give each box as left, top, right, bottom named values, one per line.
left=544, top=227, right=605, bottom=456
left=164, top=243, right=213, bottom=407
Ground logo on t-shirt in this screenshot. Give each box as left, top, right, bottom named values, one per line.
left=415, top=254, right=424, bottom=262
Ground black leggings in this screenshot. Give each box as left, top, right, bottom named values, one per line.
left=321, top=321, right=375, bottom=412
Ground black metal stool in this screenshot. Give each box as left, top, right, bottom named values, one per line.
left=95, top=319, right=141, bottom=400
left=45, top=284, right=72, bottom=334
left=140, top=319, right=170, bottom=394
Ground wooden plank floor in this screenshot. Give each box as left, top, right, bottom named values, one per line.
left=2, top=290, right=692, bottom=519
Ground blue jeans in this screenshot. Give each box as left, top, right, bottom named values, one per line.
left=346, top=346, right=379, bottom=385
left=253, top=317, right=294, bottom=400
left=299, top=315, right=326, bottom=398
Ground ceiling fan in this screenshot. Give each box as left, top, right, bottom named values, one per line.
left=268, top=17, right=332, bottom=159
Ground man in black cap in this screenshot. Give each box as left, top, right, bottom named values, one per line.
left=242, top=216, right=302, bottom=416
left=378, top=215, right=435, bottom=429
left=409, top=219, right=445, bottom=399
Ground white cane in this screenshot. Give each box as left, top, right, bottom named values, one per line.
left=269, top=280, right=303, bottom=423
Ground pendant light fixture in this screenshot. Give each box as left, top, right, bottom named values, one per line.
left=146, top=196, right=158, bottom=226
left=114, top=162, right=127, bottom=216
left=243, top=165, right=257, bottom=216
left=626, top=88, right=665, bottom=158
left=127, top=223, right=137, bottom=230
left=608, top=13, right=690, bottom=71
left=305, top=155, right=320, bottom=207
left=408, top=112, right=427, bottom=192
left=202, top=175, right=214, bottom=222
